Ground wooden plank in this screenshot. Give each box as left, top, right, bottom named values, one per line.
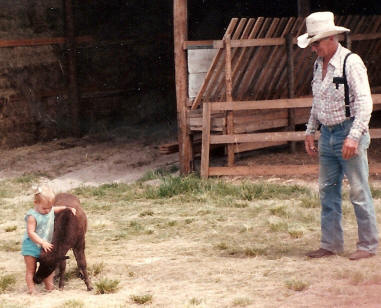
left=183, top=40, right=214, bottom=49
left=370, top=128, right=381, bottom=139
left=213, top=37, right=286, bottom=48
left=286, top=32, right=296, bottom=152
left=350, top=32, right=381, bottom=41
left=201, top=102, right=211, bottom=178
left=208, top=165, right=319, bottom=176
left=224, top=34, right=234, bottom=166
left=233, top=141, right=287, bottom=153
left=210, top=97, right=313, bottom=111
left=233, top=119, right=289, bottom=134
left=183, top=32, right=381, bottom=50
left=174, top=0, right=192, bottom=174
left=210, top=128, right=381, bottom=145
left=210, top=131, right=308, bottom=144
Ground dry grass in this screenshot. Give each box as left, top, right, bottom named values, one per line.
left=0, top=173, right=381, bottom=307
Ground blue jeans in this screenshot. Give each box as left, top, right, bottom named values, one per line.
left=318, top=119, right=378, bottom=253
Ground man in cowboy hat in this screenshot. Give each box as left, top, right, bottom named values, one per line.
left=298, top=11, right=378, bottom=260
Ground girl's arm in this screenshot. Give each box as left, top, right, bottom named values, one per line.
left=53, top=206, right=76, bottom=215
left=26, top=215, right=53, bottom=252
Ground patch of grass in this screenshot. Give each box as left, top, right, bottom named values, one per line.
left=269, top=205, right=288, bottom=217
left=0, top=240, right=20, bottom=252
left=232, top=297, right=252, bottom=307
left=189, top=297, right=202, bottom=305
left=371, top=186, right=381, bottom=199
left=349, top=271, right=365, bottom=285
left=168, top=220, right=177, bottom=227
left=216, top=242, right=228, bottom=250
left=56, top=300, right=84, bottom=308
left=267, top=217, right=288, bottom=232
left=138, top=165, right=179, bottom=182
left=300, top=195, right=320, bottom=208
left=223, top=245, right=267, bottom=258
left=130, top=294, right=153, bottom=305
left=95, top=278, right=120, bottom=294
left=64, top=267, right=79, bottom=282
left=89, top=262, right=105, bottom=277
left=139, top=210, right=154, bottom=217
left=4, top=226, right=17, bottom=232
left=13, top=174, right=39, bottom=184
left=288, top=226, right=304, bottom=239
left=129, top=221, right=144, bottom=233
left=244, top=247, right=267, bottom=257
left=285, top=279, right=309, bottom=291
left=185, top=218, right=194, bottom=224
left=0, top=274, right=16, bottom=293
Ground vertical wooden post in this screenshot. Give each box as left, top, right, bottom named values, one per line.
left=174, top=0, right=192, bottom=175
left=64, top=0, right=80, bottom=137
left=286, top=33, right=296, bottom=153
left=200, top=102, right=211, bottom=178
left=225, top=34, right=234, bottom=166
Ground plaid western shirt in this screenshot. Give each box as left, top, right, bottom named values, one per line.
left=306, top=44, right=373, bottom=140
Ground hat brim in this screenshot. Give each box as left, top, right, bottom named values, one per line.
left=297, top=26, right=350, bottom=48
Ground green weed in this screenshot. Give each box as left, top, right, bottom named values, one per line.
left=0, top=240, right=20, bottom=252
left=130, top=294, right=153, bottom=305
left=232, top=297, right=252, bottom=307
left=95, top=278, right=120, bottom=294
left=371, top=186, right=381, bottom=199
left=299, top=195, right=320, bottom=208
left=4, top=226, right=17, bottom=232
left=89, top=262, right=105, bottom=277
left=0, top=274, right=16, bottom=293
left=56, top=300, right=84, bottom=308
left=285, top=279, right=309, bottom=291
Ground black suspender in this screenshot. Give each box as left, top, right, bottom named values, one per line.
left=333, top=52, right=353, bottom=118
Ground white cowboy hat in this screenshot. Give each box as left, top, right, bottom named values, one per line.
left=297, top=11, right=350, bottom=48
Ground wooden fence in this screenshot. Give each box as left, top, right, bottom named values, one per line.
left=181, top=15, right=381, bottom=178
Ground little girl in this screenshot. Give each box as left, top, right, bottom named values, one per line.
left=21, top=185, right=76, bottom=294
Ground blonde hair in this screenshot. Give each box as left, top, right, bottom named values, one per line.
left=34, top=185, right=55, bottom=205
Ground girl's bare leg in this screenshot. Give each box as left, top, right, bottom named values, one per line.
left=24, top=256, right=37, bottom=294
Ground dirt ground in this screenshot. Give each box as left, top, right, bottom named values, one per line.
left=1, top=126, right=381, bottom=308
left=2, top=131, right=380, bottom=188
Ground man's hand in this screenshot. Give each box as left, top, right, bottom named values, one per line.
left=342, top=137, right=358, bottom=160
left=305, top=134, right=318, bottom=157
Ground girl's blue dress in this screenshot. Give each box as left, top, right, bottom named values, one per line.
left=21, top=209, right=54, bottom=258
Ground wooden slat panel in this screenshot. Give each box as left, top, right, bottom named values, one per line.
left=191, top=18, right=239, bottom=110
